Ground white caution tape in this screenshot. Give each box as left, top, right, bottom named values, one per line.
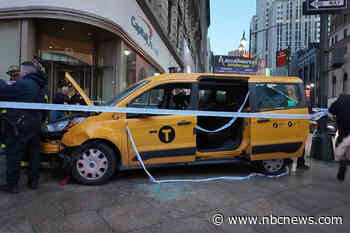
left=195, top=92, right=250, bottom=133
left=0, top=100, right=324, bottom=183
left=126, top=126, right=289, bottom=184
left=0, top=101, right=328, bottom=120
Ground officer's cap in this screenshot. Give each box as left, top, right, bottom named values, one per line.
left=6, top=65, right=20, bottom=75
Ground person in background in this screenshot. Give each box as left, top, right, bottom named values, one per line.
left=329, top=93, right=350, bottom=181
left=50, top=84, right=69, bottom=122
left=7, top=65, right=21, bottom=81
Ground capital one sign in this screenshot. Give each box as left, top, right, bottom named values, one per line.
left=131, top=16, right=159, bottom=56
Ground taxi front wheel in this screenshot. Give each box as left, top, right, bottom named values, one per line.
left=258, top=159, right=286, bottom=175
left=72, top=143, right=117, bottom=185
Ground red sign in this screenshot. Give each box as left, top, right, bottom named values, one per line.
left=276, top=49, right=288, bottom=67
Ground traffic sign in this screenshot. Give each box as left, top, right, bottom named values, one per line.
left=307, top=0, right=347, bottom=12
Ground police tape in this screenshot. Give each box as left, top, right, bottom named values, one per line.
left=0, top=100, right=322, bottom=183
left=195, top=91, right=250, bottom=133
left=0, top=101, right=328, bottom=120
left=126, top=127, right=290, bottom=183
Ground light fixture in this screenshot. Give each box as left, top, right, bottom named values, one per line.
left=88, top=32, right=93, bottom=36
left=154, top=73, right=160, bottom=76
left=49, top=45, right=53, bottom=49
left=61, top=27, right=65, bottom=31
left=310, top=83, right=315, bottom=88
left=306, top=85, right=311, bottom=89
left=124, top=50, right=131, bottom=56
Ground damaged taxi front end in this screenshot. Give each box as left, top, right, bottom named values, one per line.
left=40, top=72, right=93, bottom=159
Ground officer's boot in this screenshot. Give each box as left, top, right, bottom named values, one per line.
left=337, top=161, right=348, bottom=181
left=0, top=184, right=19, bottom=194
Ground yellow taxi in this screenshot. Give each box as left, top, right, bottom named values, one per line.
left=41, top=73, right=309, bottom=185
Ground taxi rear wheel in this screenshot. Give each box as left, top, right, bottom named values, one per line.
left=259, top=159, right=286, bottom=175
left=72, top=143, right=117, bottom=185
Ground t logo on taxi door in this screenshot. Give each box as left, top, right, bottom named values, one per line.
left=158, top=126, right=175, bottom=143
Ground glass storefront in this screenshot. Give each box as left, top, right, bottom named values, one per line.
left=121, top=41, right=160, bottom=90
left=0, top=20, right=20, bottom=80
left=0, top=18, right=162, bottom=103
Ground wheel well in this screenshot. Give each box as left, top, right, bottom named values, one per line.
left=84, top=139, right=122, bottom=166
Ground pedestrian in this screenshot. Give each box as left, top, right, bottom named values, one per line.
left=0, top=61, right=47, bottom=193
left=50, top=83, right=69, bottom=122
left=329, top=93, right=350, bottom=181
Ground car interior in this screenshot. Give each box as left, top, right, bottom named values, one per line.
left=196, top=79, right=249, bottom=152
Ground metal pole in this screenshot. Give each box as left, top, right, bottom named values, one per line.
left=311, top=14, right=334, bottom=161
left=249, top=28, right=252, bottom=60
left=320, top=14, right=329, bottom=109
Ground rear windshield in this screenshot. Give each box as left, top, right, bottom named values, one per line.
left=254, top=83, right=306, bottom=111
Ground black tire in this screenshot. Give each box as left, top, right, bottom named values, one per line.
left=72, top=143, right=117, bottom=185
left=258, top=159, right=286, bottom=175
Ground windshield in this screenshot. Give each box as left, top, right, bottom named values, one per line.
left=103, top=80, right=150, bottom=106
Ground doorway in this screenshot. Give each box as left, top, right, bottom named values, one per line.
left=42, top=61, right=93, bottom=103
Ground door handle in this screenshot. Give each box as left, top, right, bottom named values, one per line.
left=149, top=130, right=157, bottom=134
left=257, top=119, right=270, bottom=123
left=177, top=121, right=192, bottom=126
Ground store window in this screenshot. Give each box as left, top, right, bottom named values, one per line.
left=121, top=43, right=136, bottom=90
left=332, top=76, right=337, bottom=97
left=149, top=65, right=159, bottom=77
left=0, top=20, right=20, bottom=79
left=139, top=68, right=147, bottom=80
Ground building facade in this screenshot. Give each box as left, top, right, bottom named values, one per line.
left=328, top=9, right=350, bottom=103
left=295, top=45, right=319, bottom=106
left=0, top=0, right=210, bottom=103
left=252, top=0, right=320, bottom=76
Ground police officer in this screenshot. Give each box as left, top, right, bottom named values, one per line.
left=0, top=66, right=20, bottom=155
left=0, top=61, right=47, bottom=193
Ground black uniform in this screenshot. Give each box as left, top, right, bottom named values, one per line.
left=0, top=72, right=47, bottom=187
left=329, top=94, right=350, bottom=145
left=329, top=94, right=350, bottom=181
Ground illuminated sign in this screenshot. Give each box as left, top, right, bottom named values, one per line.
left=213, top=56, right=258, bottom=74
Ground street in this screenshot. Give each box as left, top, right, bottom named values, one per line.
left=0, top=136, right=349, bottom=233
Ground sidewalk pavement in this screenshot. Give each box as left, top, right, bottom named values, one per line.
left=0, top=135, right=348, bottom=233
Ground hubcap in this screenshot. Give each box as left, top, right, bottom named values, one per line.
left=262, top=159, right=284, bottom=173
left=76, top=148, right=108, bottom=180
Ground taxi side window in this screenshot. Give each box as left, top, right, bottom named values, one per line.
left=255, top=83, right=303, bottom=111
left=128, top=83, right=192, bottom=110
left=129, top=87, right=165, bottom=109
left=198, top=84, right=247, bottom=112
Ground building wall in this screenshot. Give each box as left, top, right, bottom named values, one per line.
left=253, top=0, right=320, bottom=75
left=296, top=47, right=319, bottom=105
left=0, top=20, right=20, bottom=79
left=328, top=9, right=350, bottom=100
left=250, top=15, right=258, bottom=56
left=0, top=0, right=180, bottom=72
left=146, top=0, right=210, bottom=72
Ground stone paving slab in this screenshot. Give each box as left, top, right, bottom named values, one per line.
left=0, top=146, right=348, bottom=233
